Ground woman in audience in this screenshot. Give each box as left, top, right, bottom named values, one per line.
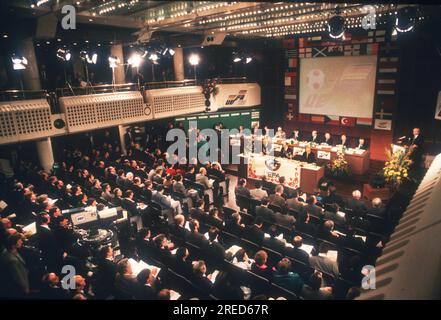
left=301, top=271, right=333, bottom=300
left=251, top=250, right=274, bottom=280
left=273, top=258, right=304, bottom=294
left=233, top=248, right=253, bottom=270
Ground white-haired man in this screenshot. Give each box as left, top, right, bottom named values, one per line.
left=345, top=190, right=367, bottom=217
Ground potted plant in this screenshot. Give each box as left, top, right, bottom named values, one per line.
left=382, top=144, right=413, bottom=192
left=327, top=148, right=350, bottom=179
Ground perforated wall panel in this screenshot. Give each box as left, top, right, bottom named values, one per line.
left=0, top=99, right=52, bottom=145
left=59, top=91, right=151, bottom=133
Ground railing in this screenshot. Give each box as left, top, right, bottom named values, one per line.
left=55, top=83, right=140, bottom=97
left=143, top=77, right=249, bottom=90
left=0, top=89, right=48, bottom=102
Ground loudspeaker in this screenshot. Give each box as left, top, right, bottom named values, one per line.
left=36, top=14, right=58, bottom=39
left=201, top=32, right=226, bottom=46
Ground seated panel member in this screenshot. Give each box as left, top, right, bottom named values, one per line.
left=279, top=143, right=292, bottom=159
left=355, top=138, right=368, bottom=150
left=275, top=127, right=286, bottom=139
left=310, top=130, right=321, bottom=144
left=302, top=145, right=316, bottom=164
left=322, top=133, right=333, bottom=146
left=337, top=134, right=349, bottom=148
left=289, top=129, right=302, bottom=142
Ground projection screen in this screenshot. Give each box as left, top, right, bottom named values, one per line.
left=299, top=55, right=377, bottom=118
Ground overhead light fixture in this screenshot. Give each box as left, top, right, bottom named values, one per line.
left=11, top=55, right=28, bottom=70
left=189, top=54, right=200, bottom=66
left=148, top=53, right=159, bottom=64
left=168, top=48, right=175, bottom=56
left=80, top=51, right=97, bottom=64
left=245, top=57, right=253, bottom=64
left=108, top=56, right=120, bottom=69
left=128, top=53, right=143, bottom=68
left=56, top=48, right=71, bottom=61
left=396, top=6, right=417, bottom=33
left=328, top=15, right=345, bottom=39
left=233, top=57, right=242, bottom=63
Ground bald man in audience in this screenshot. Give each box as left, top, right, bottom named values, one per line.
left=346, top=190, right=367, bottom=217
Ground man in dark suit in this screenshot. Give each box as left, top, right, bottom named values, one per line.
left=124, top=127, right=134, bottom=150
left=274, top=210, right=296, bottom=229
left=0, top=233, right=29, bottom=298
left=169, top=214, right=189, bottom=239
left=95, top=246, right=117, bottom=299
left=235, top=178, right=251, bottom=198
left=321, top=185, right=345, bottom=209
left=268, top=185, right=286, bottom=210
left=37, top=212, right=65, bottom=273
left=337, top=134, right=349, bottom=147
left=285, top=236, right=310, bottom=266
left=355, top=138, right=369, bottom=150
left=301, top=145, right=316, bottom=164
left=289, top=129, right=302, bottom=142
left=121, top=190, right=148, bottom=218
left=346, top=190, right=367, bottom=217
left=305, top=196, right=324, bottom=218
left=408, top=127, right=424, bottom=168
left=224, top=212, right=245, bottom=236
left=205, top=227, right=225, bottom=260
left=115, top=258, right=139, bottom=299
left=279, top=176, right=296, bottom=199
left=186, top=219, right=209, bottom=248
left=244, top=217, right=265, bottom=244
left=135, top=268, right=156, bottom=300
left=286, top=190, right=305, bottom=213
left=323, top=132, right=334, bottom=146
left=309, top=243, right=339, bottom=279
left=310, top=130, right=321, bottom=144
left=184, top=165, right=196, bottom=182
left=366, top=198, right=386, bottom=218
left=255, top=198, right=275, bottom=223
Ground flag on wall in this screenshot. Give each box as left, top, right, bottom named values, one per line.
left=340, top=117, right=356, bottom=127
left=298, top=114, right=311, bottom=122
left=311, top=115, right=325, bottom=123
left=356, top=117, right=373, bottom=127
left=324, top=115, right=340, bottom=126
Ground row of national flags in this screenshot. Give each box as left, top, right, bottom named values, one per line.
left=295, top=114, right=373, bottom=128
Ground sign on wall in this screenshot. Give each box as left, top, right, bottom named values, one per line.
left=247, top=156, right=301, bottom=189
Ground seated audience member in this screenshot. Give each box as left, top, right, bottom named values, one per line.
left=338, top=134, right=349, bottom=147
left=235, top=178, right=251, bottom=198
left=289, top=129, right=302, bottom=141
left=286, top=190, right=305, bottom=213
left=233, top=249, right=253, bottom=270
left=173, top=247, right=193, bottom=277
left=305, top=195, right=324, bottom=218
left=268, top=185, right=286, bottom=210
left=153, top=234, right=174, bottom=262
left=225, top=212, right=245, bottom=236
left=135, top=268, right=156, bottom=300
left=0, top=233, right=29, bottom=298
left=170, top=214, right=189, bottom=239
left=94, top=246, right=117, bottom=299
left=115, top=258, right=138, bottom=299
left=310, top=130, right=321, bottom=144
left=274, top=208, right=296, bottom=229
left=285, top=236, right=310, bottom=265
left=296, top=211, right=318, bottom=236
left=322, top=220, right=341, bottom=239
left=251, top=250, right=274, bottom=280
left=301, top=271, right=333, bottom=300
left=186, top=219, right=209, bottom=248
left=301, top=145, right=316, bottom=164
left=39, top=272, right=70, bottom=300
left=152, top=168, right=164, bottom=185
left=275, top=127, right=286, bottom=139
left=355, top=138, right=368, bottom=150
left=184, top=165, right=196, bottom=181
left=206, top=207, right=224, bottom=229
left=323, top=204, right=346, bottom=226
left=263, top=225, right=286, bottom=253
left=112, top=188, right=123, bottom=206
left=346, top=287, right=362, bottom=300
left=101, top=183, right=113, bottom=203
left=279, top=143, right=292, bottom=159
left=273, top=258, right=304, bottom=294
left=206, top=227, right=225, bottom=260
left=367, top=198, right=386, bottom=218
left=255, top=198, right=275, bottom=223
left=151, top=185, right=182, bottom=214
left=309, top=243, right=339, bottom=279
left=121, top=190, right=148, bottom=217
left=278, top=176, right=296, bottom=199
left=37, top=212, right=65, bottom=273
left=250, top=181, right=268, bottom=201
left=322, top=185, right=345, bottom=208
left=190, top=199, right=206, bottom=220
left=135, top=228, right=154, bottom=258
left=245, top=217, right=265, bottom=244
left=172, top=174, right=187, bottom=196
left=346, top=190, right=367, bottom=217
left=191, top=260, right=213, bottom=293
left=196, top=168, right=212, bottom=190
left=322, top=132, right=333, bottom=146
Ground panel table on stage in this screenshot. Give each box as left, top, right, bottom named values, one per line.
left=238, top=153, right=324, bottom=194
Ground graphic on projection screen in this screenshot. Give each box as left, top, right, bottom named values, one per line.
left=299, top=55, right=377, bottom=118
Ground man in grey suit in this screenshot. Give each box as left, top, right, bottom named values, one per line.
left=274, top=210, right=296, bottom=229
left=286, top=190, right=305, bottom=213
left=172, top=174, right=187, bottom=195
left=309, top=243, right=339, bottom=279
left=0, top=233, right=29, bottom=298
left=250, top=181, right=268, bottom=201
left=255, top=198, right=275, bottom=223
left=195, top=167, right=212, bottom=190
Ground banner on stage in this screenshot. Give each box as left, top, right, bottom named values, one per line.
left=317, top=150, right=331, bottom=160
left=247, top=156, right=301, bottom=189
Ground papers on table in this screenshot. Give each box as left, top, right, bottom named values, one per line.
left=327, top=250, right=338, bottom=262
left=300, top=244, right=314, bottom=256
left=171, top=248, right=178, bottom=255
left=275, top=233, right=284, bottom=241
left=23, top=222, right=37, bottom=236
left=334, top=230, right=347, bottom=237
left=264, top=233, right=271, bottom=239
left=209, top=179, right=215, bottom=186
left=226, top=245, right=243, bottom=257
left=184, top=221, right=191, bottom=231
left=170, top=290, right=181, bottom=300
left=337, top=211, right=346, bottom=218
left=210, top=270, right=220, bottom=284
left=128, top=258, right=161, bottom=277
left=48, top=198, right=58, bottom=206
left=355, top=235, right=367, bottom=243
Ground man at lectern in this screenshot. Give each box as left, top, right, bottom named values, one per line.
left=407, top=127, right=424, bottom=168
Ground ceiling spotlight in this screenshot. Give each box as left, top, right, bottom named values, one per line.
left=11, top=55, right=28, bottom=70
left=80, top=51, right=97, bottom=64
left=168, top=48, right=175, bottom=56
left=108, top=56, right=120, bottom=68
left=149, top=53, right=159, bottom=64
left=328, top=15, right=345, bottom=39
left=56, top=48, right=71, bottom=61
left=128, top=53, right=143, bottom=68
left=245, top=57, right=253, bottom=64
left=396, top=6, right=417, bottom=33
left=233, top=57, right=242, bottom=63
left=189, top=54, right=200, bottom=66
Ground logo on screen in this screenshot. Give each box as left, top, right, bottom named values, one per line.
left=307, top=69, right=325, bottom=91
left=265, top=158, right=281, bottom=171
